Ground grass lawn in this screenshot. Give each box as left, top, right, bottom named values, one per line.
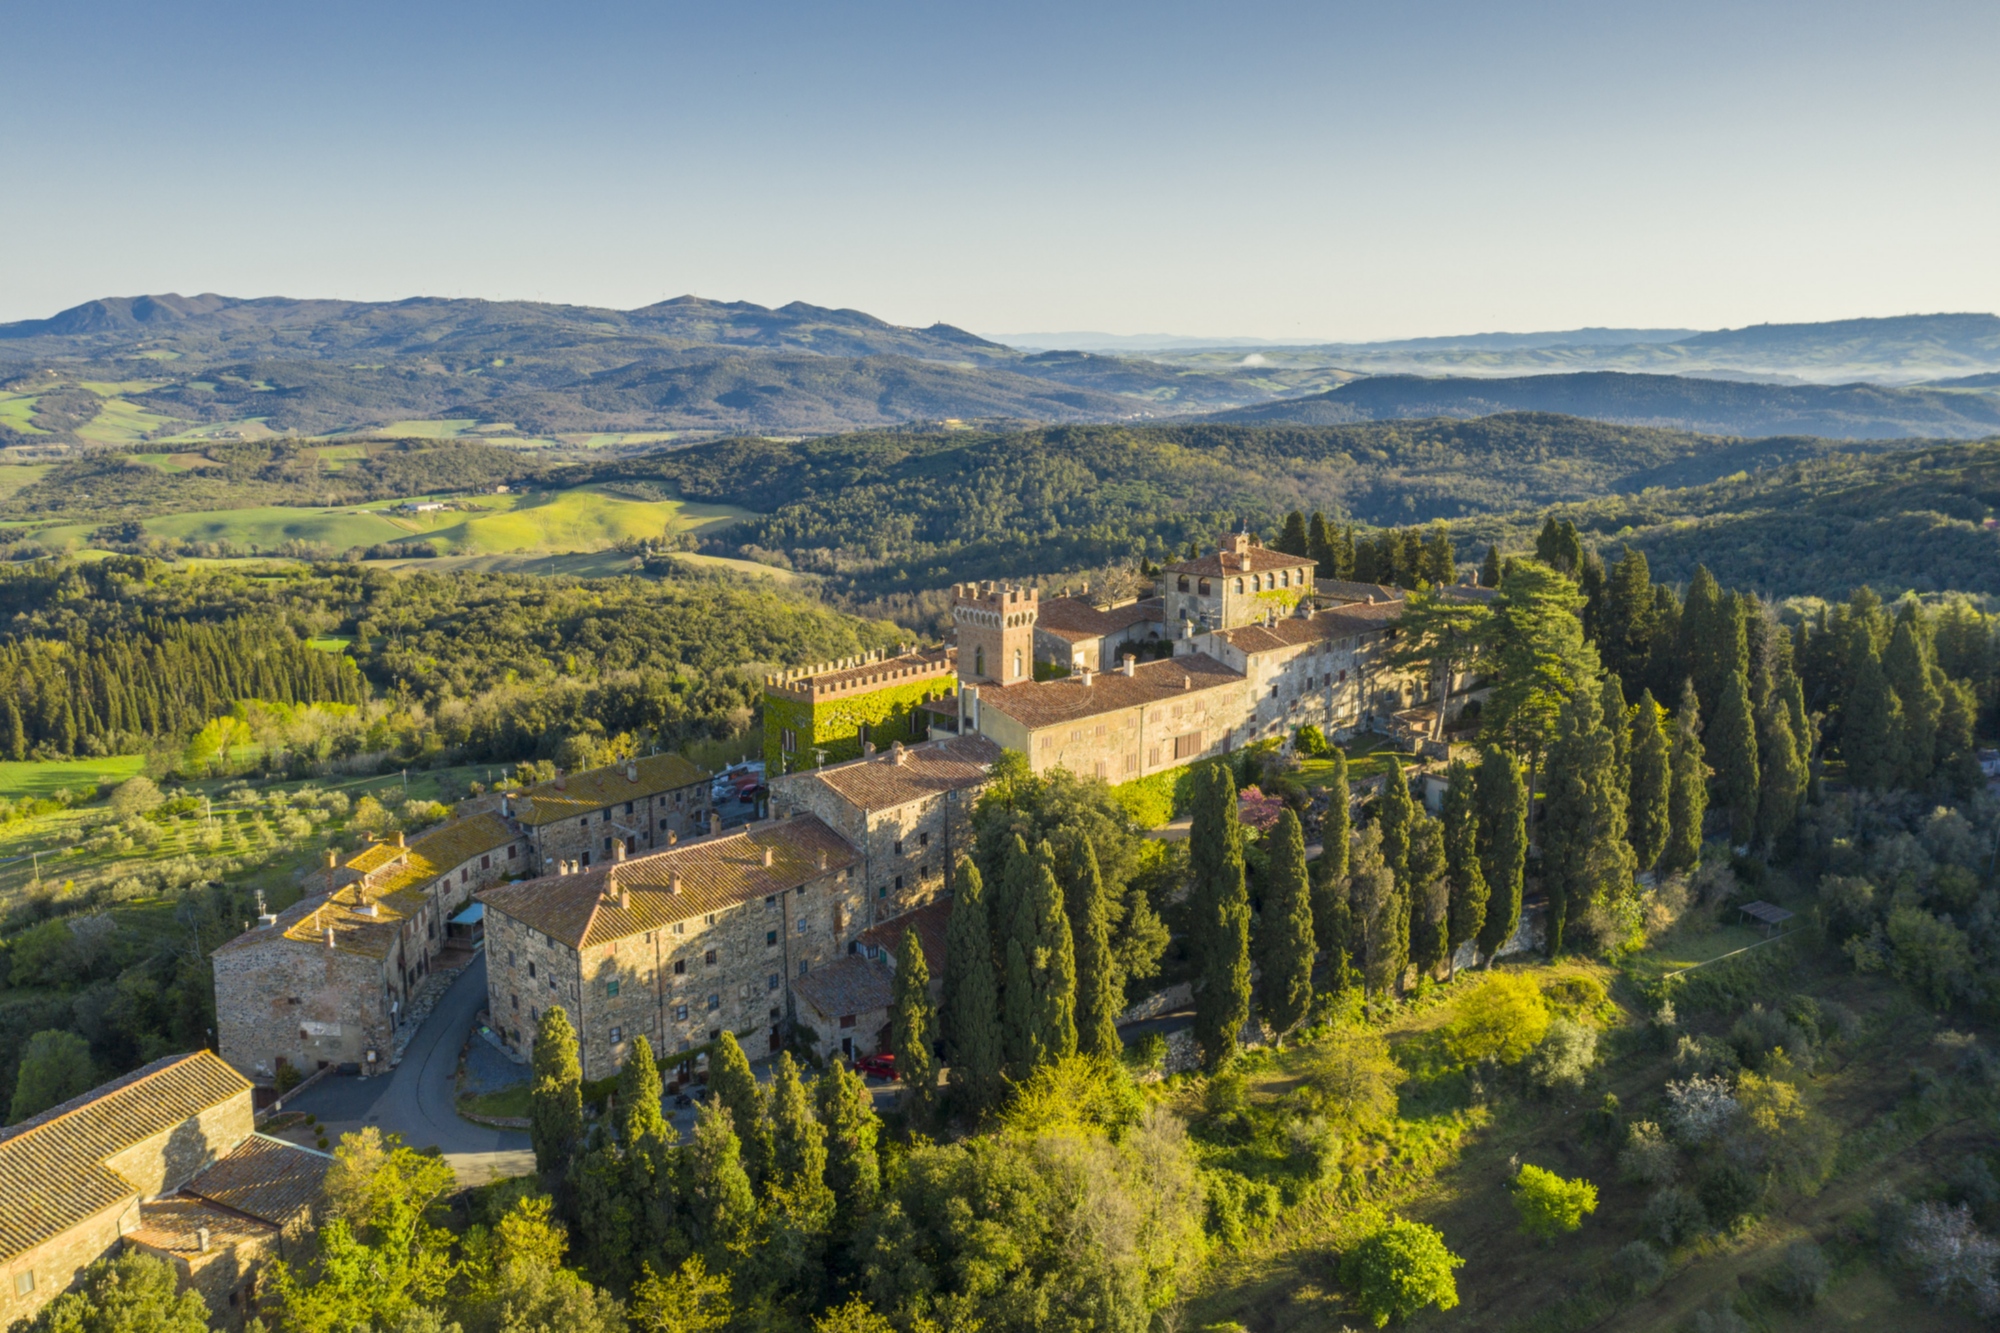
left=76, top=379, right=171, bottom=397
left=0, top=756, right=146, bottom=799
left=0, top=397, right=47, bottom=435
left=306, top=636, right=353, bottom=652
left=74, top=397, right=186, bottom=447
left=459, top=1086, right=532, bottom=1119
left=422, top=487, right=751, bottom=555
left=373, top=419, right=480, bottom=438
left=1297, top=733, right=1406, bottom=785
left=0, top=464, right=51, bottom=498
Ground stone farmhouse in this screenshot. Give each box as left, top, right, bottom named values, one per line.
left=0, top=1051, right=326, bottom=1328
left=214, top=812, right=519, bottom=1080
left=499, top=752, right=712, bottom=873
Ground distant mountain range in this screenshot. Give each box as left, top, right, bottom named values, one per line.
left=1, top=295, right=1996, bottom=446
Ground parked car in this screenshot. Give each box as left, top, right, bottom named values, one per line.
left=854, top=1052, right=896, bottom=1080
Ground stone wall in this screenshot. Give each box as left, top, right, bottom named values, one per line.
left=773, top=779, right=973, bottom=928
left=0, top=1198, right=131, bottom=1327
left=523, top=784, right=710, bottom=874
left=104, top=1093, right=255, bottom=1200
left=215, top=943, right=393, bottom=1080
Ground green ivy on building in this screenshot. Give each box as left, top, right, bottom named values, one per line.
left=763, top=674, right=952, bottom=774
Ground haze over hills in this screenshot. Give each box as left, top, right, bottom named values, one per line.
left=2, top=294, right=1998, bottom=446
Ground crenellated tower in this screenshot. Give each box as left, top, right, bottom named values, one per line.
left=951, top=582, right=1038, bottom=685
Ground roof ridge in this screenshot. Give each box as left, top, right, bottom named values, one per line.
left=0, top=1052, right=219, bottom=1149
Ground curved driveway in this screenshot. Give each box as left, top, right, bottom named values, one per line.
left=284, top=952, right=531, bottom=1162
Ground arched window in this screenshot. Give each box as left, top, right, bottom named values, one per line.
left=1177, top=576, right=1190, bottom=593
left=974, top=646, right=985, bottom=677
left=1013, top=649, right=1023, bottom=679
left=1234, top=578, right=1245, bottom=594
left=1281, top=570, right=1290, bottom=587
left=1198, top=578, right=1211, bottom=596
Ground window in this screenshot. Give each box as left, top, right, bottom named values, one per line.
left=16, top=1272, right=34, bottom=1296
left=528, top=962, right=537, bottom=978
left=918, top=831, right=929, bottom=848
left=839, top=1014, right=856, bottom=1029
left=673, top=922, right=685, bottom=935
left=770, top=1006, right=782, bottom=1021
left=511, top=993, right=519, bottom=1010
left=894, top=874, right=904, bottom=892
left=781, top=727, right=797, bottom=753
left=481, top=855, right=490, bottom=870
left=765, top=895, right=777, bottom=908
left=660, top=817, right=671, bottom=830
left=1339, top=669, right=1348, bottom=682
left=768, top=973, right=780, bottom=990
left=610, top=1026, right=622, bottom=1042
left=673, top=959, right=686, bottom=975
left=624, top=802, right=633, bottom=815
left=1174, top=732, right=1203, bottom=759
left=1177, top=575, right=1189, bottom=592
left=766, top=929, right=778, bottom=946
left=799, top=960, right=810, bottom=977
left=920, top=864, right=929, bottom=879
left=877, top=884, right=887, bottom=899
left=797, top=918, right=809, bottom=934
left=1069, top=728, right=1081, bottom=742
left=603, top=837, right=613, bottom=852
left=707, top=994, right=720, bottom=1011
left=460, top=867, right=468, bottom=883
left=580, top=818, right=588, bottom=830
left=508, top=951, right=516, bottom=965
left=1013, top=648, right=1023, bottom=679
left=974, top=646, right=985, bottom=677
left=1235, top=577, right=1245, bottom=594
left=508, top=845, right=517, bottom=859
left=1198, top=578, right=1211, bottom=595
left=676, top=1004, right=689, bottom=1021
left=607, top=979, right=620, bottom=997
left=1040, top=736, right=1052, bottom=749
left=1282, top=569, right=1291, bottom=587
left=706, top=913, right=717, bottom=924
left=1148, top=745, right=1161, bottom=766
left=705, top=949, right=717, bottom=965
left=894, top=840, right=904, bottom=856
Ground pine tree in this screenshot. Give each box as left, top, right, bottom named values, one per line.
left=1480, top=543, right=1503, bottom=589
left=1755, top=692, right=1803, bottom=849
left=767, top=1052, right=828, bottom=1204
left=891, top=927, right=938, bottom=1124
left=1065, top=839, right=1122, bottom=1059
left=1311, top=746, right=1352, bottom=958
left=1474, top=746, right=1526, bottom=963
left=1376, top=756, right=1416, bottom=887
left=1539, top=680, right=1635, bottom=958
left=1481, top=559, right=1601, bottom=783
left=708, top=1032, right=772, bottom=1189
left=1406, top=814, right=1449, bottom=980
left=1349, top=824, right=1404, bottom=997
left=1279, top=510, right=1310, bottom=557
left=1885, top=609, right=1942, bottom=791
left=814, top=1060, right=880, bottom=1233
left=1190, top=763, right=1252, bottom=1069
left=1627, top=688, right=1671, bottom=873
left=1659, top=680, right=1709, bottom=878
left=1308, top=512, right=1336, bottom=578
left=530, top=1006, right=583, bottom=1175
left=684, top=1100, right=755, bottom=1256
left=1842, top=616, right=1902, bottom=791
left=942, top=860, right=1003, bottom=1111
left=1443, top=761, right=1486, bottom=978
left=1260, top=808, right=1315, bottom=1038
left=1710, top=668, right=1760, bottom=846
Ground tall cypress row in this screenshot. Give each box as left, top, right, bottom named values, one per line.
left=1755, top=692, right=1804, bottom=849
left=1376, top=756, right=1416, bottom=889
left=530, top=1005, right=584, bottom=1176
left=891, top=928, right=938, bottom=1125
left=1539, top=682, right=1632, bottom=957
left=1348, top=824, right=1403, bottom=998
left=1066, top=838, right=1122, bottom=1059
left=1884, top=610, right=1942, bottom=791
left=1310, top=747, right=1352, bottom=955
left=708, top=1032, right=772, bottom=1189
left=1659, top=679, right=1709, bottom=877
left=1005, top=844, right=1076, bottom=1075
left=1626, top=688, right=1672, bottom=873
left=1259, top=808, right=1315, bottom=1039
left=1442, top=760, right=1486, bottom=979
left=1190, top=763, right=1252, bottom=1070
left=943, top=860, right=1003, bottom=1111
left=1473, top=746, right=1527, bottom=963
left=1842, top=616, right=1902, bottom=791
left=1405, top=814, right=1449, bottom=981
left=1711, top=668, right=1760, bottom=846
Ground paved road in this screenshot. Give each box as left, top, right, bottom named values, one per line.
left=285, top=952, right=530, bottom=1159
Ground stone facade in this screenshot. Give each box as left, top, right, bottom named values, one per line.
left=502, top=753, right=712, bottom=874
left=214, top=813, right=518, bottom=1081
left=1194, top=599, right=1410, bottom=742
left=1032, top=594, right=1166, bottom=673
left=481, top=816, right=865, bottom=1081
left=952, top=582, right=1038, bottom=686
left=1162, top=532, right=1317, bottom=633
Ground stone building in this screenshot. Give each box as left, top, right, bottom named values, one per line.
left=501, top=752, right=712, bottom=873
left=763, top=646, right=958, bottom=777
left=0, top=1052, right=326, bottom=1328
left=1032, top=594, right=1166, bottom=673
left=959, top=652, right=1249, bottom=780
left=952, top=582, right=1038, bottom=685
left=480, top=815, right=863, bottom=1080
left=1196, top=598, right=1409, bottom=742
left=767, top=732, right=1000, bottom=923
left=214, top=813, right=519, bottom=1081
left=1162, top=531, right=1316, bottom=634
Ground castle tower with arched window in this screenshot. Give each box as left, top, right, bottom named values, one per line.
left=951, top=582, right=1038, bottom=686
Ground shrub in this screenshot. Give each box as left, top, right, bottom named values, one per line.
left=1284, top=1116, right=1342, bottom=1183
left=1541, top=973, right=1608, bottom=1018
left=1644, top=1186, right=1707, bottom=1248
left=1295, top=725, right=1331, bottom=758
left=1441, top=973, right=1550, bottom=1067
left=1671, top=1033, right=1740, bottom=1077
left=1125, top=1032, right=1167, bottom=1075
left=1885, top=907, right=1974, bottom=1009
left=1949, top=1155, right=2000, bottom=1226
left=1904, top=1200, right=2000, bottom=1315
left=1512, top=1164, right=1598, bottom=1241
left=1697, top=1162, right=1759, bottom=1228
left=1816, top=874, right=1876, bottom=941
left=1771, top=1240, right=1829, bottom=1308
left=1302, top=1028, right=1404, bottom=1130
left=1526, top=1018, right=1598, bottom=1093
left=1618, top=1120, right=1678, bottom=1186
left=1664, top=1074, right=1739, bottom=1144
left=1729, top=1003, right=1815, bottom=1073
left=1611, top=1240, right=1667, bottom=1295
left=1340, top=1217, right=1464, bottom=1327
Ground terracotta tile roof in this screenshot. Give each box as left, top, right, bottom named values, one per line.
left=973, top=652, right=1244, bottom=731
left=1035, top=596, right=1165, bottom=642
left=0, top=1052, right=251, bottom=1261
left=126, top=1196, right=274, bottom=1257
left=480, top=815, right=857, bottom=949
left=1213, top=601, right=1402, bottom=656
left=509, top=752, right=709, bottom=827
left=787, top=734, right=1001, bottom=813
left=1440, top=584, right=1500, bottom=604
left=1167, top=546, right=1315, bottom=578
left=185, top=1133, right=329, bottom=1227
left=859, top=898, right=950, bottom=976
left=1316, top=580, right=1405, bottom=605
left=791, top=956, right=895, bottom=1019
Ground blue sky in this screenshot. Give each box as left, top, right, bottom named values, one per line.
left=2, top=0, right=1995, bottom=339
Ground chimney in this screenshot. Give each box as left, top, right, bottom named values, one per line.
left=627, top=762, right=639, bottom=782
left=324, top=849, right=337, bottom=869
left=361, top=902, right=379, bottom=917
left=619, top=887, right=631, bottom=910
left=862, top=741, right=876, bottom=757
left=613, top=842, right=628, bottom=863
left=258, top=912, right=278, bottom=927
left=762, top=846, right=774, bottom=868
left=1121, top=657, right=1136, bottom=677
left=891, top=741, right=907, bottom=765
left=554, top=771, right=566, bottom=790
left=817, top=849, right=828, bottom=870
left=1078, top=667, right=1093, bottom=687
left=501, top=795, right=511, bottom=817
left=326, top=927, right=335, bottom=948
left=667, top=830, right=678, bottom=845
left=709, top=812, right=721, bottom=835
left=395, top=831, right=405, bottom=848
left=1181, top=675, right=1191, bottom=690
left=196, top=1226, right=210, bottom=1254
left=669, top=874, right=682, bottom=895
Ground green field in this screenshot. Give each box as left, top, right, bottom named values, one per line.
left=157, top=418, right=280, bottom=443
left=77, top=379, right=171, bottom=397
left=0, top=465, right=51, bottom=499
left=421, top=486, right=749, bottom=554
left=0, top=396, right=47, bottom=435
left=0, top=756, right=146, bottom=799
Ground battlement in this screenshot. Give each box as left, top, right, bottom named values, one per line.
left=764, top=646, right=956, bottom=702
left=951, top=581, right=1039, bottom=624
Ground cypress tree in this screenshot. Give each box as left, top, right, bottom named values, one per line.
left=1937, top=675, right=1983, bottom=797
left=1627, top=688, right=1671, bottom=873
left=1678, top=567, right=1725, bottom=716
left=1376, top=756, right=1416, bottom=888
left=1659, top=680, right=1709, bottom=878
left=1601, top=671, right=1630, bottom=800
left=1190, top=763, right=1252, bottom=1069
left=1003, top=933, right=1034, bottom=1076
left=1336, top=523, right=1357, bottom=580
left=1278, top=510, right=1310, bottom=556
left=767, top=1052, right=829, bottom=1201
left=1259, top=808, right=1315, bottom=1038
left=571, top=1130, right=638, bottom=1289
left=1647, top=581, right=1685, bottom=704
left=1308, top=511, right=1336, bottom=577
left=1421, top=522, right=1455, bottom=586
left=942, top=860, right=1003, bottom=1111
left=1579, top=549, right=1609, bottom=644
left=891, top=927, right=939, bottom=1123
left=1066, top=839, right=1122, bottom=1060
left=1349, top=824, right=1404, bottom=997
left=530, top=1005, right=583, bottom=1175
left=1755, top=693, right=1803, bottom=849
left=617, top=1036, right=679, bottom=1253
left=1842, top=616, right=1902, bottom=791
left=1711, top=668, right=1760, bottom=846
left=2, top=698, right=21, bottom=762
left=1885, top=610, right=1942, bottom=790
left=814, top=1060, right=880, bottom=1233
left=708, top=1032, right=772, bottom=1189
left=1406, top=814, right=1449, bottom=980
left=1601, top=547, right=1656, bottom=694
left=1481, top=543, right=1503, bottom=589
left=1539, top=683, right=1630, bottom=957
left=1310, top=747, right=1352, bottom=955
left=1442, top=760, right=1485, bottom=979
left=684, top=1100, right=755, bottom=1256
left=1011, top=847, right=1076, bottom=1072
left=1473, top=746, right=1527, bottom=963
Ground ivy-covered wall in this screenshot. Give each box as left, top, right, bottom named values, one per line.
left=762, top=675, right=950, bottom=774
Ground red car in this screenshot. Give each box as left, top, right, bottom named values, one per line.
left=854, top=1052, right=896, bottom=1080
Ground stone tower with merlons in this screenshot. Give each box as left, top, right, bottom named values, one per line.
left=952, top=582, right=1037, bottom=686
